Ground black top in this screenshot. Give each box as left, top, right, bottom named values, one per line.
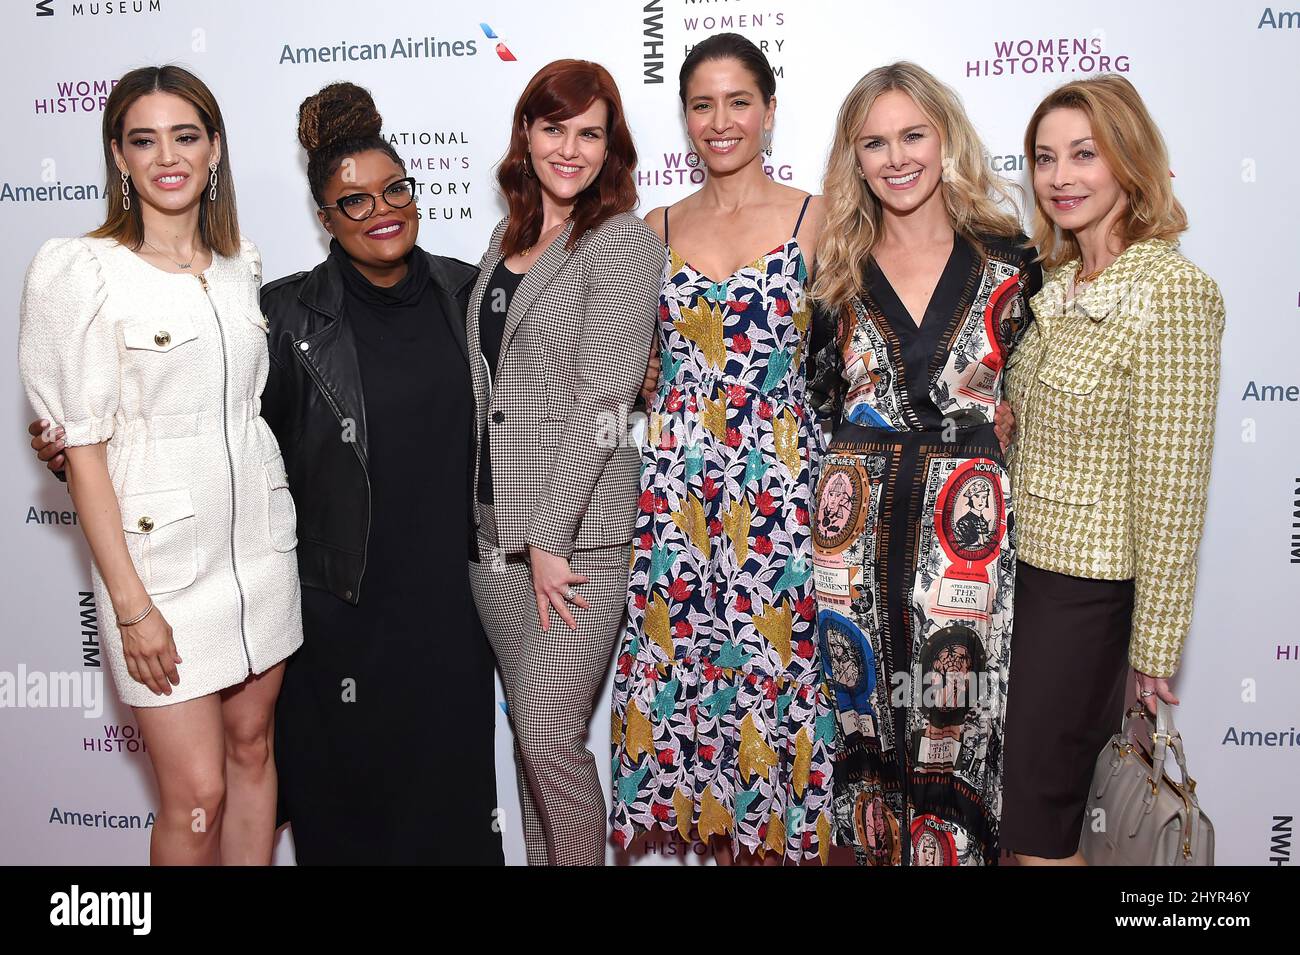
left=476, top=259, right=525, bottom=504
left=479, top=259, right=524, bottom=377
left=334, top=241, right=473, bottom=592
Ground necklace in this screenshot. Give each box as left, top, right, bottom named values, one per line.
left=1074, top=261, right=1108, bottom=287
left=142, top=237, right=198, bottom=271
left=520, top=218, right=570, bottom=259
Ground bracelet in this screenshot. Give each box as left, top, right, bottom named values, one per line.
left=116, top=599, right=155, bottom=628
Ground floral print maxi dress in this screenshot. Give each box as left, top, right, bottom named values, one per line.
left=610, top=199, right=837, bottom=863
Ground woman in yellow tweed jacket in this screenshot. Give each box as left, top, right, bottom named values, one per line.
left=999, top=75, right=1225, bottom=865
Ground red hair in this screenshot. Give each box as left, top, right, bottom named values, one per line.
left=498, top=59, right=638, bottom=257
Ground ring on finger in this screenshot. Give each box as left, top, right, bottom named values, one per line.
left=563, top=586, right=578, bottom=603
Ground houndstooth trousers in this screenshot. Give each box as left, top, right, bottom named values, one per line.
left=468, top=503, right=630, bottom=865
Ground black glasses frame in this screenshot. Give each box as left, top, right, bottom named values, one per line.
left=320, top=176, right=417, bottom=221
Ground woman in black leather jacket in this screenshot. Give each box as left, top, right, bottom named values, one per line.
left=256, top=82, right=502, bottom=864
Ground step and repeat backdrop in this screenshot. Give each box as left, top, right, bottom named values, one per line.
left=0, top=0, right=1294, bottom=866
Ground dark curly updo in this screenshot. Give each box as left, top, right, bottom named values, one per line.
left=297, top=82, right=404, bottom=205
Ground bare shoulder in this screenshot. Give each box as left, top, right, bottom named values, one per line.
left=644, top=205, right=668, bottom=241
left=764, top=183, right=819, bottom=220
left=798, top=193, right=827, bottom=230
left=767, top=181, right=813, bottom=205
left=802, top=193, right=827, bottom=219
left=789, top=192, right=826, bottom=254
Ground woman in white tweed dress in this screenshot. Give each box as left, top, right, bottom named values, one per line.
left=18, top=67, right=301, bottom=864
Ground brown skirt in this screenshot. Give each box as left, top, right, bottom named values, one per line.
left=999, top=561, right=1134, bottom=859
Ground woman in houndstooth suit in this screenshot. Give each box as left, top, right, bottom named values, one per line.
left=1000, top=75, right=1225, bottom=865
left=464, top=60, right=663, bottom=865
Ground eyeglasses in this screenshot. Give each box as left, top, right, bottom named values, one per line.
left=320, top=177, right=417, bottom=221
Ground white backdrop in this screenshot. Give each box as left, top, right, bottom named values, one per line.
left=1, top=0, right=1294, bottom=866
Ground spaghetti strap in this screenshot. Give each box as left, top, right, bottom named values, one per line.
left=792, top=194, right=812, bottom=239
left=663, top=207, right=670, bottom=244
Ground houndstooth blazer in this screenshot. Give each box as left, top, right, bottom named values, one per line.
left=466, top=212, right=663, bottom=559
left=1004, top=238, right=1225, bottom=678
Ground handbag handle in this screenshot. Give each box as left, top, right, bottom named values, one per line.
left=1122, top=699, right=1205, bottom=863
left=1123, top=696, right=1185, bottom=789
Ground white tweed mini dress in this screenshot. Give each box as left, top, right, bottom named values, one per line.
left=18, top=235, right=303, bottom=707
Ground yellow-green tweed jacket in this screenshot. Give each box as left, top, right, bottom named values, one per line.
left=1004, top=238, right=1225, bottom=678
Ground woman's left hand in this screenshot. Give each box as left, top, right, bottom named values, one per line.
left=528, top=545, right=590, bottom=632
left=1134, top=668, right=1180, bottom=716
left=993, top=400, right=1016, bottom=453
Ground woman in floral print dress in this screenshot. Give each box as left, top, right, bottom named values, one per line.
left=609, top=33, right=836, bottom=864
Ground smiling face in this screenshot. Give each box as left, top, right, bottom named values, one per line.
left=856, top=89, right=944, bottom=218
left=526, top=98, right=608, bottom=207
left=1032, top=106, right=1126, bottom=237
left=683, top=57, right=774, bottom=175
left=316, top=148, right=419, bottom=273
left=111, top=91, right=219, bottom=217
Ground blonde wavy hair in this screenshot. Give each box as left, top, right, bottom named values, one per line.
left=1025, top=74, right=1187, bottom=270
left=812, top=62, right=1022, bottom=310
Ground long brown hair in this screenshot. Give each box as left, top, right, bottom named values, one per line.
left=497, top=59, right=638, bottom=256
left=1024, top=74, right=1186, bottom=270
left=88, top=65, right=240, bottom=256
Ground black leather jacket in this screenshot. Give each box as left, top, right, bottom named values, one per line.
left=259, top=249, right=480, bottom=605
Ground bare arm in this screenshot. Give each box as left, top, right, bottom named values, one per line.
left=796, top=193, right=826, bottom=261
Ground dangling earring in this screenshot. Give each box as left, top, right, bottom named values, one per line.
left=120, top=170, right=131, bottom=211
left=763, top=129, right=773, bottom=157
left=208, top=161, right=218, bottom=201
left=521, top=151, right=534, bottom=179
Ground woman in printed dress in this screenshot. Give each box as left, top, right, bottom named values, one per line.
left=806, top=62, right=1040, bottom=866
left=610, top=33, right=836, bottom=865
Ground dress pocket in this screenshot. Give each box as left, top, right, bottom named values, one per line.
left=123, top=315, right=199, bottom=354
left=1016, top=407, right=1104, bottom=507
left=1017, top=454, right=1102, bottom=507
left=1032, top=359, right=1101, bottom=435
left=580, top=445, right=641, bottom=548
left=120, top=487, right=198, bottom=594
left=1018, top=352, right=1121, bottom=506
left=263, top=453, right=298, bottom=553
left=535, top=419, right=565, bottom=449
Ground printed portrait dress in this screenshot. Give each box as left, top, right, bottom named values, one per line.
left=610, top=199, right=838, bottom=863
left=806, top=233, right=1040, bottom=866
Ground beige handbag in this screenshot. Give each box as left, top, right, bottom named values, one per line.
left=1078, top=699, right=1214, bottom=865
